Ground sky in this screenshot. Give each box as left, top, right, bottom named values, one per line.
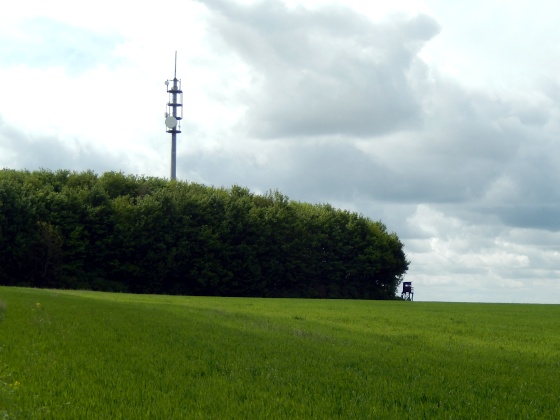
left=1, top=0, right=559, bottom=303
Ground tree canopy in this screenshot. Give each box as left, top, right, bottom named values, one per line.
left=0, top=169, right=409, bottom=299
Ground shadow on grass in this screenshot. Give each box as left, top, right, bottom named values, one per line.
left=0, top=300, right=6, bottom=323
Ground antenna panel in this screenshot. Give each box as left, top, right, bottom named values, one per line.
left=165, top=116, right=178, bottom=128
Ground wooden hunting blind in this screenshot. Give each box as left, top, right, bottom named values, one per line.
left=401, top=281, right=414, bottom=301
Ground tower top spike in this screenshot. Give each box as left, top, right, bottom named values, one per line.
left=174, top=51, right=177, bottom=79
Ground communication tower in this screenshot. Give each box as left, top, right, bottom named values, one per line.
left=401, top=281, right=414, bottom=301
left=164, top=51, right=183, bottom=180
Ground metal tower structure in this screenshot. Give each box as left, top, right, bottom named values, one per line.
left=164, top=52, right=183, bottom=180
left=401, top=281, right=414, bottom=301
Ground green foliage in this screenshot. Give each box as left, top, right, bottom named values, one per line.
left=1, top=287, right=559, bottom=418
left=0, top=169, right=408, bottom=298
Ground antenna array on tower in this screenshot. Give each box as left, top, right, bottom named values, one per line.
left=164, top=51, right=183, bottom=181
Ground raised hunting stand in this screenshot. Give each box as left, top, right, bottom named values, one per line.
left=401, top=282, right=414, bottom=301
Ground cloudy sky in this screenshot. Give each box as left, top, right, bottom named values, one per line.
left=2, top=0, right=559, bottom=303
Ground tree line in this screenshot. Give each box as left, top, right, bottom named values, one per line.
left=0, top=169, right=409, bottom=299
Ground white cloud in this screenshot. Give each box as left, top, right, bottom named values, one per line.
left=202, top=0, right=440, bottom=138
left=405, top=205, right=560, bottom=302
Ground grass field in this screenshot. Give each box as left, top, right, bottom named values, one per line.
left=0, top=286, right=559, bottom=418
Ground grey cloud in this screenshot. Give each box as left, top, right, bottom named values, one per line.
left=197, top=1, right=557, bottom=214
left=0, top=117, right=123, bottom=173
left=495, top=205, right=560, bottom=231
left=201, top=0, right=440, bottom=138
left=400, top=73, right=560, bottom=231
left=0, top=17, right=124, bottom=76
left=516, top=106, right=550, bottom=126
left=505, top=229, right=560, bottom=249
left=178, top=133, right=473, bottom=208
left=177, top=138, right=378, bottom=202
left=472, top=131, right=560, bottom=230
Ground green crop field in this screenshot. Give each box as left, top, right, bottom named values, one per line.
left=0, top=286, right=559, bottom=418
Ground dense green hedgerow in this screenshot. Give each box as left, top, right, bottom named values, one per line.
left=0, top=169, right=408, bottom=298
